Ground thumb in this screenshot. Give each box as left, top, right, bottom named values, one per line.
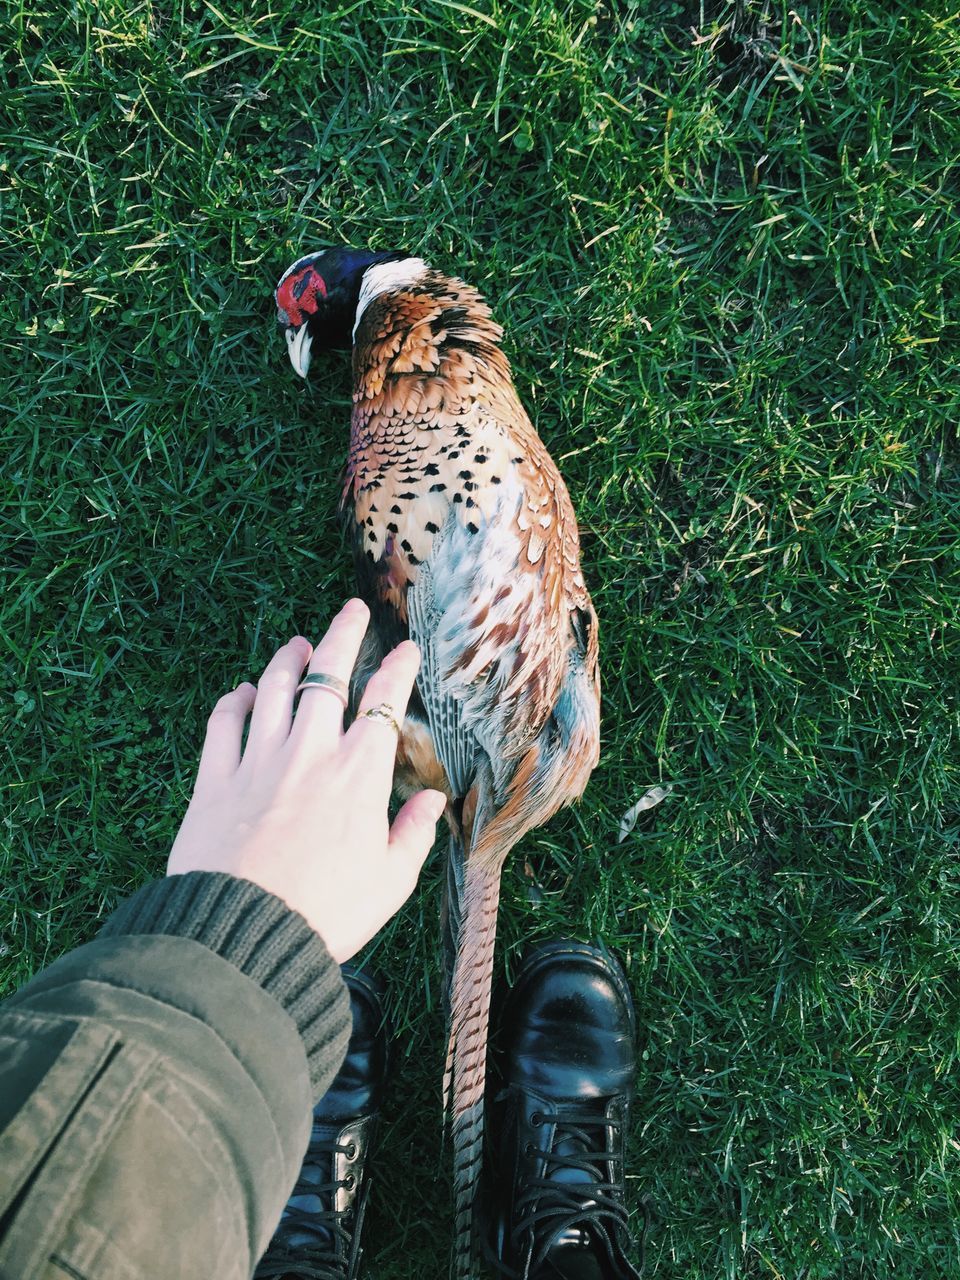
left=389, top=789, right=446, bottom=873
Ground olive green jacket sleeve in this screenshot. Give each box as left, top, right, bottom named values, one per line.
left=0, top=872, right=352, bottom=1280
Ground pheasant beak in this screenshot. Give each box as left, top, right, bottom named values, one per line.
left=285, top=324, right=313, bottom=379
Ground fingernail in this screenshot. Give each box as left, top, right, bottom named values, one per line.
left=427, top=791, right=447, bottom=821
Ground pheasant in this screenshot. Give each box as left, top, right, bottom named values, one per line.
left=275, top=247, right=601, bottom=1277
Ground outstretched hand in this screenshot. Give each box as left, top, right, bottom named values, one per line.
left=167, top=598, right=446, bottom=962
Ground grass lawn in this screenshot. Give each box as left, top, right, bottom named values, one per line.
left=2, top=0, right=958, bottom=1274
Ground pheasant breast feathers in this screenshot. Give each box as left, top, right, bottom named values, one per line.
left=345, top=260, right=599, bottom=779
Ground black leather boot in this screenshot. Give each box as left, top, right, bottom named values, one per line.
left=484, top=940, right=646, bottom=1280
left=255, top=964, right=389, bottom=1280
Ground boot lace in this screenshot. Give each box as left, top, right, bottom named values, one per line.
left=485, top=1100, right=649, bottom=1278
left=254, top=1136, right=362, bottom=1280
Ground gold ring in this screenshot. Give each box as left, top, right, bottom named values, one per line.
left=358, top=703, right=401, bottom=735
left=296, top=672, right=349, bottom=707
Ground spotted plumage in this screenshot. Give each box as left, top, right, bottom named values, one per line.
left=276, top=249, right=601, bottom=1279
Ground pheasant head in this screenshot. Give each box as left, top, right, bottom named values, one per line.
left=275, top=246, right=406, bottom=376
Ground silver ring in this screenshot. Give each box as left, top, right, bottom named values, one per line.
left=358, top=703, right=401, bottom=735
left=296, top=672, right=349, bottom=707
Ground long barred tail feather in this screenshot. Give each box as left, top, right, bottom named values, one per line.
left=442, top=827, right=467, bottom=1009
left=449, top=862, right=502, bottom=1280
left=441, top=827, right=467, bottom=1116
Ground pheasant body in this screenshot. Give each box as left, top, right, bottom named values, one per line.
left=276, top=252, right=601, bottom=1279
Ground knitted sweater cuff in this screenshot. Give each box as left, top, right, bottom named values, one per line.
left=98, top=871, right=351, bottom=1098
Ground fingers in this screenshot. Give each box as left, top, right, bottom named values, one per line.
left=350, top=639, right=421, bottom=779
left=389, top=788, right=447, bottom=884
left=195, top=682, right=257, bottom=791
left=242, top=636, right=313, bottom=762
left=289, top=599, right=371, bottom=746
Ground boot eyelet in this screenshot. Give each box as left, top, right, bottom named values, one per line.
left=523, top=1142, right=535, bottom=1157
left=345, top=1142, right=358, bottom=1160
left=530, top=1112, right=543, bottom=1127
left=343, top=1174, right=356, bottom=1191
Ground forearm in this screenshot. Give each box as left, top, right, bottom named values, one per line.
left=97, top=871, right=352, bottom=1101
left=0, top=872, right=351, bottom=1280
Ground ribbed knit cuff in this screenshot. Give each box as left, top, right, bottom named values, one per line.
left=99, top=872, right=351, bottom=1099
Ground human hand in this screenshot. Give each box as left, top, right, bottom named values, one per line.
left=167, top=599, right=446, bottom=962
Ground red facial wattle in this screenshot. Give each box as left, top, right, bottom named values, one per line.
left=276, top=267, right=328, bottom=327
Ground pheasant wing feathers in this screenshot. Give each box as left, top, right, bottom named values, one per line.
left=405, top=536, right=477, bottom=799
left=407, top=467, right=573, bottom=804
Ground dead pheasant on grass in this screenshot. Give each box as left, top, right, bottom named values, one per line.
left=275, top=247, right=602, bottom=1279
